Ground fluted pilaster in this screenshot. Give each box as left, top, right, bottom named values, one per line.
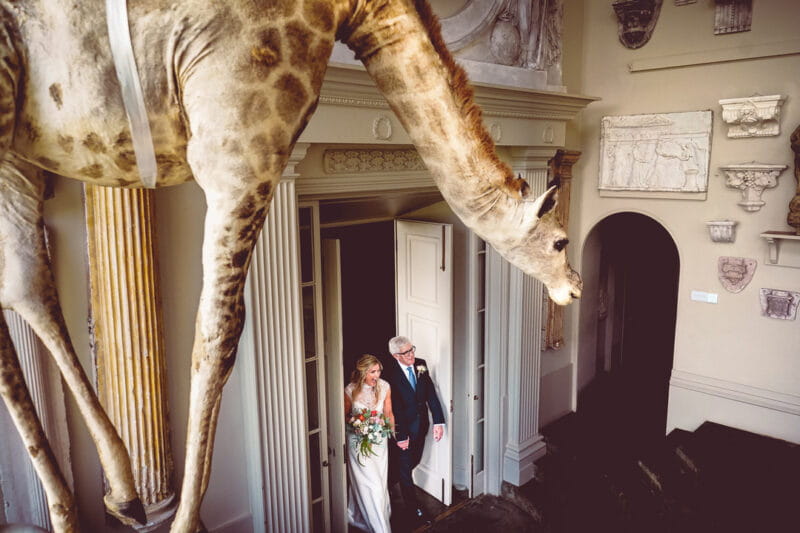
left=502, top=148, right=553, bottom=486
left=240, top=144, right=311, bottom=532
left=84, top=185, right=176, bottom=530
left=0, top=309, right=72, bottom=531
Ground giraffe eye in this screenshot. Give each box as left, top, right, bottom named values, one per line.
left=554, top=238, right=569, bottom=252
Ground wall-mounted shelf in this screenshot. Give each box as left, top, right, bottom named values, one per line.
left=760, top=231, right=800, bottom=268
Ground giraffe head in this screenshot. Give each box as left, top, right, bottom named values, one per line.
left=491, top=185, right=582, bottom=306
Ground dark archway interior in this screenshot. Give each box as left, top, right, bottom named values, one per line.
left=581, top=211, right=679, bottom=448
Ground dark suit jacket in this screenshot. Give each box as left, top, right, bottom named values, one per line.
left=383, top=357, right=445, bottom=442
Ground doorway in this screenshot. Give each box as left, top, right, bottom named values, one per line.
left=581, top=212, right=679, bottom=447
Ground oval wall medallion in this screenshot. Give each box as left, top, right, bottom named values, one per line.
left=489, top=123, right=503, bottom=142
left=543, top=124, right=555, bottom=144
left=372, top=116, right=393, bottom=141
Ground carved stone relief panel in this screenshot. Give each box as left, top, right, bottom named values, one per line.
left=719, top=162, right=788, bottom=212
left=719, top=95, right=786, bottom=138
left=788, top=124, right=800, bottom=235
left=599, top=111, right=712, bottom=193
left=612, top=0, right=663, bottom=49
left=759, top=288, right=800, bottom=320
left=717, top=256, right=756, bottom=293
left=323, top=148, right=426, bottom=174
left=714, top=0, right=752, bottom=35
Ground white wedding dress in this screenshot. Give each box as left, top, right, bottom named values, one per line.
left=345, top=379, right=392, bottom=533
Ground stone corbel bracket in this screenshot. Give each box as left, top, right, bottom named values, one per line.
left=719, top=162, right=788, bottom=212
left=719, top=94, right=786, bottom=138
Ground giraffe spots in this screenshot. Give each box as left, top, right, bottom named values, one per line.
left=113, top=130, right=132, bottom=148
left=275, top=73, right=307, bottom=124
left=0, top=117, right=13, bottom=139
left=376, top=70, right=407, bottom=96
left=303, top=0, right=335, bottom=32
left=257, top=181, right=272, bottom=199
left=249, top=133, right=270, bottom=159
left=155, top=153, right=184, bottom=176
left=35, top=157, right=59, bottom=171
left=114, top=150, right=136, bottom=172
left=78, top=164, right=104, bottom=179
left=243, top=27, right=282, bottom=79
left=269, top=125, right=290, bottom=151
left=237, top=90, right=271, bottom=128
left=286, top=22, right=313, bottom=67
left=234, top=194, right=257, bottom=220
left=231, top=249, right=249, bottom=268
left=49, top=83, right=63, bottom=109
left=18, top=117, right=40, bottom=143
left=57, top=134, right=74, bottom=153
left=309, top=41, right=333, bottom=91
left=82, top=133, right=107, bottom=154
left=242, top=0, right=296, bottom=19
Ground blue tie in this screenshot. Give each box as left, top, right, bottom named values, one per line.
left=406, top=366, right=417, bottom=390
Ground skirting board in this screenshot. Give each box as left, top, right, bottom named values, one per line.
left=667, top=369, right=800, bottom=444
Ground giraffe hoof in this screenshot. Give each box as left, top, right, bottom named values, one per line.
left=106, top=495, right=147, bottom=526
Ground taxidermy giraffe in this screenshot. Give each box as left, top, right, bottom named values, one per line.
left=0, top=0, right=582, bottom=531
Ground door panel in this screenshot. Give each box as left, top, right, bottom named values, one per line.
left=395, top=220, right=453, bottom=505
left=323, top=239, right=347, bottom=533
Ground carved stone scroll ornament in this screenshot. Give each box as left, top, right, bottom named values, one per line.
left=719, top=95, right=786, bottom=138
left=788, top=124, right=800, bottom=235
left=612, top=0, right=663, bottom=49
left=717, top=256, right=756, bottom=293
left=759, top=288, right=800, bottom=320
left=719, top=162, right=788, bottom=212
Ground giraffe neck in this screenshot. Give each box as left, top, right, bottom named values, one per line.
left=341, top=0, right=524, bottom=236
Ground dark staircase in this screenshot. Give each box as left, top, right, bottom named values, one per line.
left=529, top=378, right=800, bottom=533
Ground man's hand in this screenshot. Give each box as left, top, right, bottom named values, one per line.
left=396, top=438, right=410, bottom=450
left=433, top=425, right=444, bottom=442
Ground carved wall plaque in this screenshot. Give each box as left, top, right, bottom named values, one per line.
left=714, top=0, right=752, bottom=35
left=789, top=124, right=800, bottom=235
left=759, top=288, right=800, bottom=320
left=612, top=0, right=663, bottom=49
left=719, top=162, right=788, bottom=212
left=706, top=219, right=738, bottom=243
left=717, top=256, right=756, bottom=293
left=599, top=111, right=712, bottom=193
left=719, top=95, right=786, bottom=138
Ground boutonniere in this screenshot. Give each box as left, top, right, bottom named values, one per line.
left=416, top=365, right=427, bottom=375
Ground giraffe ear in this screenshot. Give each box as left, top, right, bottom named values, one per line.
left=530, top=185, right=559, bottom=219
left=517, top=174, right=532, bottom=199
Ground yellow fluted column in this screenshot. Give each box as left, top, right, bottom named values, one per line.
left=84, top=185, right=176, bottom=530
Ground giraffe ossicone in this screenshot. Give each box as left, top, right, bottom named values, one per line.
left=0, top=1, right=581, bottom=532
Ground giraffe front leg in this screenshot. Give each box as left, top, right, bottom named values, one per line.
left=170, top=172, right=277, bottom=533
left=0, top=157, right=145, bottom=526
left=0, top=311, right=78, bottom=532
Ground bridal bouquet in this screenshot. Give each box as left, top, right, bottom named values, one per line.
left=347, top=408, right=393, bottom=464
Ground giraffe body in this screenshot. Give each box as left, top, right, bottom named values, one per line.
left=0, top=1, right=581, bottom=531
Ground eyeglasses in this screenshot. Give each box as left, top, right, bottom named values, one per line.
left=397, top=346, right=416, bottom=357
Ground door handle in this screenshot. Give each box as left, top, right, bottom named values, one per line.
left=322, top=460, right=330, bottom=467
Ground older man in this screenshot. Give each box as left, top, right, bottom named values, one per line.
left=384, top=335, right=445, bottom=524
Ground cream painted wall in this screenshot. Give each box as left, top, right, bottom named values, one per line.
left=564, top=0, right=800, bottom=442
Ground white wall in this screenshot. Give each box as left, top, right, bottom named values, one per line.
left=564, top=0, right=800, bottom=442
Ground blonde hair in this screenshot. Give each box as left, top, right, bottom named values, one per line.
left=350, top=354, right=383, bottom=407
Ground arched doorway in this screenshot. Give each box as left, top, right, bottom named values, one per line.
left=579, top=212, right=679, bottom=447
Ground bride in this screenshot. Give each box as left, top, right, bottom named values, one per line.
left=344, top=354, right=395, bottom=532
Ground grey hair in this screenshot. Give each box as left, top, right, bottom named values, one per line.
left=388, top=335, right=412, bottom=355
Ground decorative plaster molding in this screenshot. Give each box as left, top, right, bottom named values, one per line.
left=719, top=95, right=786, bottom=138
left=670, top=369, right=800, bottom=416
left=706, top=219, right=738, bottom=243
left=714, top=0, right=752, bottom=35
left=322, top=148, right=426, bottom=174
left=717, top=256, right=756, bottom=293
left=759, top=288, right=800, bottom=320
left=719, top=162, right=788, bottom=212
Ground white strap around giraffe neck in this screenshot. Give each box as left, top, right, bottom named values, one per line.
left=105, top=0, right=158, bottom=188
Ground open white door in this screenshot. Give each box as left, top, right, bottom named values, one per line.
left=322, top=238, right=347, bottom=533
left=395, top=220, right=453, bottom=505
